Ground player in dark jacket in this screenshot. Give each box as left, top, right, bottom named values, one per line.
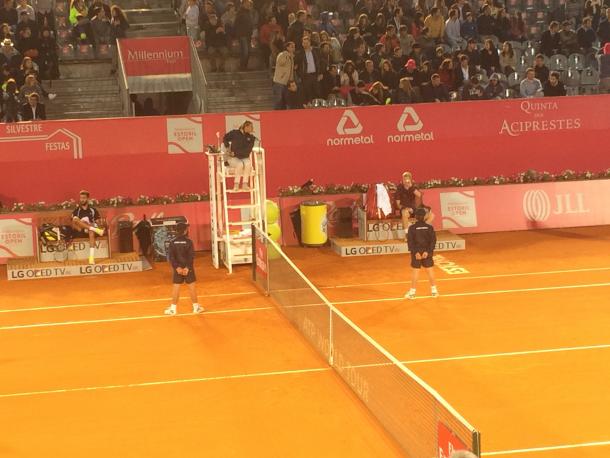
left=164, top=222, right=204, bottom=315
left=71, top=190, right=105, bottom=265
left=405, top=208, right=439, bottom=299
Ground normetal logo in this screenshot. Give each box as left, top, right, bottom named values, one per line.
left=336, top=109, right=363, bottom=134
left=326, top=110, right=373, bottom=146
left=523, top=190, right=552, bottom=222
left=387, top=107, right=434, bottom=143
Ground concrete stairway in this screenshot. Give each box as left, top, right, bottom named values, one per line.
left=204, top=70, right=274, bottom=113
left=122, top=0, right=180, bottom=38
left=45, top=62, right=123, bottom=120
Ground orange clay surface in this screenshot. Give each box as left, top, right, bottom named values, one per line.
left=2, top=225, right=610, bottom=457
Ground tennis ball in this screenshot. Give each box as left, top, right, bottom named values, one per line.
left=266, top=200, right=280, bottom=225
left=80, top=33, right=87, bottom=40
left=267, top=222, right=281, bottom=242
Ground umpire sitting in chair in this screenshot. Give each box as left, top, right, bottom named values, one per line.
left=222, top=121, right=256, bottom=192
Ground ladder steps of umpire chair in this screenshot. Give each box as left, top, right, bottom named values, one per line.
left=227, top=204, right=258, bottom=209
left=228, top=220, right=258, bottom=226
left=226, top=189, right=255, bottom=194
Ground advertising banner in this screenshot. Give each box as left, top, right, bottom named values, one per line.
left=119, top=37, right=191, bottom=76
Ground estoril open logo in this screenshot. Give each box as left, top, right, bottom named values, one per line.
left=326, top=110, right=374, bottom=146
left=387, top=107, right=434, bottom=143
left=523, top=189, right=590, bottom=222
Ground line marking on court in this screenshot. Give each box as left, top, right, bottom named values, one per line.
left=332, top=281, right=610, bottom=305
left=482, top=440, right=610, bottom=455
left=0, top=291, right=258, bottom=314
left=321, top=266, right=610, bottom=289
left=0, top=366, right=331, bottom=399
left=401, top=343, right=610, bottom=365
left=0, top=306, right=274, bottom=331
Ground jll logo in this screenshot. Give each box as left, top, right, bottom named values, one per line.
left=523, top=190, right=590, bottom=222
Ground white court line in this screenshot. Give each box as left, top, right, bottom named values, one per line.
left=401, top=343, right=610, bottom=365
left=321, top=266, right=610, bottom=289
left=4, top=281, right=610, bottom=332
left=332, top=281, right=610, bottom=305
left=482, top=440, right=610, bottom=456
left=0, top=290, right=258, bottom=314
left=0, top=306, right=274, bottom=331
left=0, top=366, right=330, bottom=399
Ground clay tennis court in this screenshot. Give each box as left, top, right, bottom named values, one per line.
left=2, top=225, right=610, bottom=457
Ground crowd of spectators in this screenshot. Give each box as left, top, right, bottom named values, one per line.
left=179, top=0, right=609, bottom=107
left=0, top=0, right=62, bottom=120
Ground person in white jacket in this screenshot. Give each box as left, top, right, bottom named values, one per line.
left=272, top=41, right=295, bottom=109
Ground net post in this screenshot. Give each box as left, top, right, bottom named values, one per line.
left=472, top=430, right=481, bottom=457
left=328, top=307, right=334, bottom=366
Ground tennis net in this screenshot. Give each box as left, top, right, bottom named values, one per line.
left=252, top=225, right=481, bottom=458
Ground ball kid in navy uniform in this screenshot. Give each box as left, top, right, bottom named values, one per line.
left=405, top=207, right=439, bottom=300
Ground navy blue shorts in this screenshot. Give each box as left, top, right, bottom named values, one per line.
left=173, top=269, right=196, bottom=284
left=411, top=253, right=434, bottom=269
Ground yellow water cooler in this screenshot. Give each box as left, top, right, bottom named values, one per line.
left=300, top=201, right=328, bottom=246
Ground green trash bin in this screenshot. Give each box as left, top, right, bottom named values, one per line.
left=300, top=201, right=328, bottom=246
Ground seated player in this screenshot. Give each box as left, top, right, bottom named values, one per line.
left=71, top=190, right=105, bottom=264
left=394, top=171, right=434, bottom=231
left=405, top=207, right=439, bottom=299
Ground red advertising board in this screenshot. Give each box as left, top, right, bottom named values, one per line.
left=118, top=37, right=191, bottom=76
left=1, top=95, right=608, bottom=206
left=438, top=422, right=469, bottom=458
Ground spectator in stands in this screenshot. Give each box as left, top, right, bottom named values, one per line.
left=390, top=7, right=406, bottom=33
left=520, top=67, right=543, bottom=97
left=320, top=63, right=340, bottom=99
left=221, top=2, right=236, bottom=39
left=182, top=0, right=200, bottom=43
left=559, top=20, right=579, bottom=55
left=415, top=60, right=433, bottom=86
left=381, top=24, right=400, bottom=57
left=72, top=14, right=92, bottom=45
left=272, top=40, right=295, bottom=109
left=393, top=76, right=419, bottom=103
left=399, top=57, right=418, bottom=81
left=16, top=10, right=38, bottom=39
left=483, top=72, right=504, bottom=99
left=533, top=53, right=549, bottom=83
left=462, top=38, right=481, bottom=68
left=21, top=91, right=45, bottom=120
left=477, top=5, right=495, bottom=39
left=319, top=11, right=338, bottom=37
left=543, top=70, right=567, bottom=96
left=584, top=0, right=602, bottom=30
left=380, top=58, right=399, bottom=89
left=424, top=7, right=444, bottom=42
left=416, top=26, right=436, bottom=57
left=204, top=13, right=228, bottom=72
left=16, top=0, right=34, bottom=22
left=38, top=26, right=59, bottom=80
left=0, top=38, right=20, bottom=69
left=510, top=11, right=526, bottom=41
left=454, top=53, right=474, bottom=87
left=16, top=26, right=40, bottom=59
left=462, top=74, right=484, bottom=100
left=577, top=16, right=597, bottom=53
left=499, top=41, right=516, bottom=75
left=372, top=13, right=387, bottom=43
left=19, top=72, right=43, bottom=101
left=17, top=55, right=37, bottom=85
left=88, top=1, right=110, bottom=21
left=142, top=97, right=159, bottom=116
left=599, top=42, right=610, bottom=93
left=461, top=12, right=478, bottom=41
left=540, top=21, right=560, bottom=56
left=295, top=35, right=321, bottom=103
left=69, top=0, right=88, bottom=26
left=343, top=27, right=362, bottom=61
left=319, top=30, right=342, bottom=64
left=438, top=58, right=455, bottom=89
left=340, top=59, right=358, bottom=92
left=109, top=5, right=128, bottom=75
left=1, top=78, right=19, bottom=122
left=430, top=45, right=445, bottom=71
left=390, top=45, right=406, bottom=72
left=318, top=41, right=332, bottom=73
left=91, top=7, right=111, bottom=46
left=287, top=9, right=305, bottom=50
left=234, top=0, right=253, bottom=70
left=422, top=73, right=449, bottom=101
left=285, top=79, right=305, bottom=108
left=445, top=9, right=462, bottom=48
left=360, top=58, right=379, bottom=83
left=480, top=38, right=499, bottom=75
left=32, top=0, right=56, bottom=32
left=350, top=80, right=379, bottom=105
left=259, top=15, right=282, bottom=69
left=564, top=0, right=582, bottom=25
left=1, top=22, right=13, bottom=42
left=598, top=8, right=609, bottom=46
left=398, top=24, right=414, bottom=56
left=494, top=8, right=511, bottom=42
left=0, top=0, right=17, bottom=29
left=368, top=80, right=387, bottom=104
